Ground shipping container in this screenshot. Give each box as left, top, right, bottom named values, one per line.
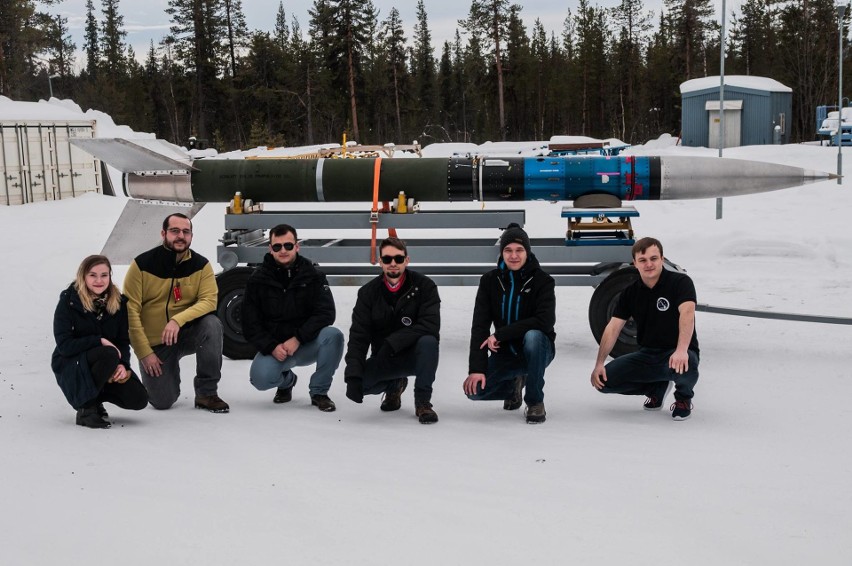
left=1, top=120, right=101, bottom=205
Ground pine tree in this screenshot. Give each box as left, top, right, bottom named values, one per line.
left=83, top=0, right=99, bottom=78
left=573, top=0, right=611, bottom=137
left=460, top=0, right=513, bottom=139
left=273, top=1, right=289, bottom=51
left=411, top=0, right=437, bottom=130
left=166, top=0, right=229, bottom=140
left=222, top=0, right=247, bottom=78
left=504, top=5, right=532, bottom=140
left=100, top=0, right=127, bottom=75
left=324, top=0, right=376, bottom=140
left=665, top=0, right=716, bottom=79
left=47, top=15, right=76, bottom=80
left=383, top=8, right=408, bottom=141
left=0, top=0, right=58, bottom=97
left=611, top=0, right=653, bottom=141
left=777, top=0, right=838, bottom=141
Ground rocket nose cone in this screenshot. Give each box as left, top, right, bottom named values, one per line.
left=658, top=157, right=836, bottom=200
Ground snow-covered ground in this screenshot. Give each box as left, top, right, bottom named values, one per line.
left=1, top=124, right=851, bottom=563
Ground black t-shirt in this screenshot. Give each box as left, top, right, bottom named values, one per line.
left=613, top=269, right=700, bottom=354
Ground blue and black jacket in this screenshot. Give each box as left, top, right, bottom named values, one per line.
left=468, top=253, right=556, bottom=374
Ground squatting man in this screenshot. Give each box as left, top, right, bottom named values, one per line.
left=590, top=237, right=699, bottom=420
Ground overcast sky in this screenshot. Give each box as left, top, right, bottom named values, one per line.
left=49, top=0, right=738, bottom=71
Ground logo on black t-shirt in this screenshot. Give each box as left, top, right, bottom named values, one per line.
left=656, top=297, right=670, bottom=311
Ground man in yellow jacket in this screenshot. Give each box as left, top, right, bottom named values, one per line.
left=124, top=213, right=228, bottom=413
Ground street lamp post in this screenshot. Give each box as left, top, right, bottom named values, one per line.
left=717, top=0, right=727, bottom=218
left=838, top=3, right=846, bottom=185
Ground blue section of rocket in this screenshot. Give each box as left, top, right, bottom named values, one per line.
left=522, top=156, right=653, bottom=201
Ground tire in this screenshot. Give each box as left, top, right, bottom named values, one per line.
left=588, top=266, right=640, bottom=358
left=216, top=267, right=257, bottom=360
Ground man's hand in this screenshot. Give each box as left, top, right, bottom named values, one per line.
left=282, top=336, right=301, bottom=356
left=480, top=335, right=500, bottom=353
left=140, top=353, right=163, bottom=377
left=271, top=343, right=289, bottom=362
left=463, top=373, right=486, bottom=395
left=161, top=320, right=181, bottom=346
left=669, top=349, right=689, bottom=374
left=590, top=364, right=608, bottom=390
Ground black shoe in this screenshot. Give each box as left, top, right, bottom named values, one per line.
left=194, top=394, right=230, bottom=413
left=503, top=375, right=525, bottom=411
left=273, top=375, right=298, bottom=404
left=644, top=381, right=674, bottom=411
left=380, top=377, right=408, bottom=412
left=415, top=402, right=439, bottom=424
left=96, top=402, right=109, bottom=419
left=311, top=394, right=337, bottom=412
left=76, top=406, right=111, bottom=429
left=671, top=399, right=692, bottom=421
left=525, top=403, right=546, bottom=424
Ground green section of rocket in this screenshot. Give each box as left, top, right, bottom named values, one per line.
left=191, top=158, right=456, bottom=203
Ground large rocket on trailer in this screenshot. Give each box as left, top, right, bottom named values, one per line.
left=123, top=154, right=833, bottom=204
left=69, top=139, right=833, bottom=205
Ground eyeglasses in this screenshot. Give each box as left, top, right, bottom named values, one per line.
left=381, top=254, right=406, bottom=265
left=167, top=228, right=192, bottom=236
left=271, top=242, right=296, bottom=252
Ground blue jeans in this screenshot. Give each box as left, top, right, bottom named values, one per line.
left=249, top=326, right=344, bottom=396
left=600, top=347, right=699, bottom=400
left=362, top=335, right=439, bottom=403
left=467, top=330, right=554, bottom=406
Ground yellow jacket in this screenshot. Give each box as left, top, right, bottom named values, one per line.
left=124, top=245, right=218, bottom=359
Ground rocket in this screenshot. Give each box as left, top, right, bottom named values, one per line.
left=123, top=154, right=834, bottom=205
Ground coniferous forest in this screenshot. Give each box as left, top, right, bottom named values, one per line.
left=1, top=0, right=849, bottom=150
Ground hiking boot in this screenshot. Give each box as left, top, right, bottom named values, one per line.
left=76, top=406, right=111, bottom=429
left=525, top=403, right=546, bottom=424
left=671, top=399, right=692, bottom=421
left=195, top=394, right=230, bottom=413
left=311, top=394, right=337, bottom=412
left=644, top=381, right=674, bottom=411
left=503, top=375, right=525, bottom=411
left=380, top=377, right=408, bottom=412
left=415, top=402, right=439, bottom=424
left=273, top=374, right=298, bottom=404
left=96, top=402, right=109, bottom=419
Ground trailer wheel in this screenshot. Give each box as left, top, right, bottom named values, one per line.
left=216, top=267, right=257, bottom=360
left=589, top=266, right=640, bottom=358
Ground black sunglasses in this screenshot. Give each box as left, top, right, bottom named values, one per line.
left=381, top=254, right=406, bottom=265
left=271, top=242, right=296, bottom=252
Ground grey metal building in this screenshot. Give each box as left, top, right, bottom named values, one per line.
left=680, top=76, right=792, bottom=148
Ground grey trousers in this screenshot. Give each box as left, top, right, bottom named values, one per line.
left=138, top=314, right=223, bottom=409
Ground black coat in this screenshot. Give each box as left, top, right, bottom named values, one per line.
left=345, top=269, right=440, bottom=379
left=468, top=253, right=556, bottom=374
left=51, top=285, right=131, bottom=409
left=241, top=253, right=336, bottom=355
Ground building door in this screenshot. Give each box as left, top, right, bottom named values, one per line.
left=706, top=100, right=743, bottom=148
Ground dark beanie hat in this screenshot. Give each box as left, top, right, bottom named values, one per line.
left=499, top=223, right=531, bottom=254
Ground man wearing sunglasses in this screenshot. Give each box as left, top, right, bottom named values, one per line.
left=124, top=213, right=228, bottom=413
left=241, top=224, right=343, bottom=412
left=344, top=237, right=440, bottom=424
left=463, top=223, right=556, bottom=424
